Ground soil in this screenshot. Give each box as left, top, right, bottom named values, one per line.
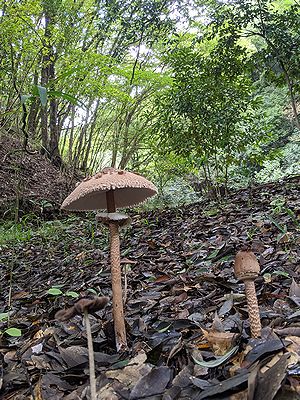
left=0, top=133, right=77, bottom=219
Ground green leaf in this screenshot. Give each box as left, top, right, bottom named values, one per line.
left=5, top=327, right=22, bottom=337
left=86, top=288, right=98, bottom=295
left=192, top=346, right=239, bottom=368
left=206, top=244, right=225, bottom=260
left=0, top=312, right=9, bottom=322
left=47, top=288, right=63, bottom=296
left=206, top=248, right=220, bottom=260
left=65, top=291, right=80, bottom=298
left=111, top=359, right=130, bottom=369
left=47, top=90, right=85, bottom=108
left=20, top=95, right=33, bottom=105
left=273, top=270, right=289, bottom=278
left=157, top=323, right=172, bottom=333
left=36, top=85, right=47, bottom=107
left=269, top=215, right=287, bottom=233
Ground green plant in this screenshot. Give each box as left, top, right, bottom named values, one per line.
left=2, top=327, right=22, bottom=337
left=0, top=216, right=81, bottom=246
left=270, top=196, right=286, bottom=214
left=47, top=286, right=80, bottom=299
left=0, top=313, right=22, bottom=337
left=269, top=197, right=300, bottom=230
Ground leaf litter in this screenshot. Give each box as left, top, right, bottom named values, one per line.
left=0, top=176, right=300, bottom=399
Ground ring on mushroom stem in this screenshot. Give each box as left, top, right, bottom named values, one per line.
left=234, top=250, right=262, bottom=338
left=61, top=167, right=157, bottom=351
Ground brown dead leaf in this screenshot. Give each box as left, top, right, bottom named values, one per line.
left=177, top=309, right=189, bottom=319
left=30, top=355, right=52, bottom=370
left=230, top=389, right=248, bottom=400
left=173, top=292, right=188, bottom=304
left=260, top=352, right=283, bottom=373
left=147, top=239, right=157, bottom=249
left=201, top=328, right=237, bottom=355
left=120, top=258, right=137, bottom=264
left=278, top=232, right=293, bottom=243
left=254, top=353, right=290, bottom=400
left=289, top=279, right=300, bottom=298
left=288, top=377, right=300, bottom=394
left=12, top=291, right=30, bottom=300
left=3, top=351, right=17, bottom=363
left=75, top=251, right=86, bottom=260
left=106, top=351, right=151, bottom=388
left=97, top=386, right=119, bottom=400
left=285, top=335, right=300, bottom=366
left=154, top=274, right=171, bottom=283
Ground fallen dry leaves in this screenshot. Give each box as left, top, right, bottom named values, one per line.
left=0, top=176, right=300, bottom=398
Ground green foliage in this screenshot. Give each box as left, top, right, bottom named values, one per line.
left=256, top=140, right=300, bottom=183
left=0, top=313, right=9, bottom=322
left=0, top=216, right=80, bottom=246
left=1, top=0, right=300, bottom=205
left=0, top=314, right=22, bottom=337
left=206, top=0, right=300, bottom=128
left=155, top=34, right=262, bottom=187
left=47, top=287, right=80, bottom=298
left=47, top=287, right=64, bottom=296
left=4, top=327, right=22, bottom=337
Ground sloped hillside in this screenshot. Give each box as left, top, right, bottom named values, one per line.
left=0, top=134, right=75, bottom=218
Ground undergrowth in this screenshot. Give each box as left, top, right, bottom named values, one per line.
left=0, top=215, right=80, bottom=247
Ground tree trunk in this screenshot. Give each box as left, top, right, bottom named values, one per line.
left=81, top=99, right=100, bottom=172
left=40, top=0, right=62, bottom=166
left=281, top=64, right=300, bottom=131
left=69, top=105, right=75, bottom=165
left=73, top=104, right=91, bottom=170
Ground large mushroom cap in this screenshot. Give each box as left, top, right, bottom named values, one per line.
left=61, top=167, right=157, bottom=211
left=234, top=250, right=260, bottom=280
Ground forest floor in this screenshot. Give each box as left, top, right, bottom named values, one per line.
left=1, top=176, right=300, bottom=399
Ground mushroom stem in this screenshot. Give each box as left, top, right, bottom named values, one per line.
left=83, top=309, right=97, bottom=400
left=109, top=221, right=128, bottom=351
left=106, top=189, right=116, bottom=212
left=244, top=279, right=262, bottom=338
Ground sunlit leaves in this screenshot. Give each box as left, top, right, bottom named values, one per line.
left=155, top=35, right=259, bottom=183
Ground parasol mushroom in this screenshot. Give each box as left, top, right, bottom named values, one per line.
left=234, top=250, right=262, bottom=338
left=61, top=167, right=157, bottom=351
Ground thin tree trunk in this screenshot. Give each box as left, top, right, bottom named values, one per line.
left=280, top=62, right=300, bottom=131
left=82, top=99, right=100, bottom=172
left=73, top=104, right=91, bottom=169
left=40, top=0, right=62, bottom=167
left=69, top=105, right=75, bottom=165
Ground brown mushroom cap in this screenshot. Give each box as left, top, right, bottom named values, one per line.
left=61, top=167, right=157, bottom=211
left=234, top=250, right=260, bottom=280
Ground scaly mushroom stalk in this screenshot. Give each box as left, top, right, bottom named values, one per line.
left=244, top=279, right=261, bottom=338
left=234, top=250, right=262, bottom=338
left=106, top=189, right=127, bottom=351
left=109, top=221, right=127, bottom=351
left=61, top=168, right=157, bottom=351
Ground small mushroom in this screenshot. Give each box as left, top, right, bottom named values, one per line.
left=61, top=167, right=157, bottom=351
left=234, top=250, right=262, bottom=338
left=56, top=297, right=109, bottom=400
